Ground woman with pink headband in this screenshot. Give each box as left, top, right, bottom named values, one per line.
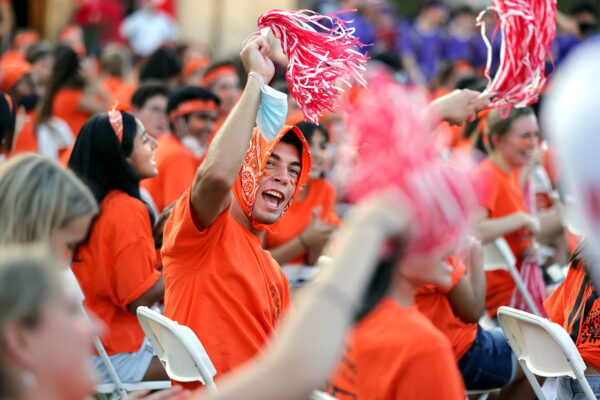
left=67, top=109, right=169, bottom=384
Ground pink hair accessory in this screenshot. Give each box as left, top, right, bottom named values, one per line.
left=108, top=102, right=123, bottom=143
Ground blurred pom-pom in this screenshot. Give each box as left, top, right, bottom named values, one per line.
left=478, top=0, right=556, bottom=110
left=338, top=70, right=481, bottom=255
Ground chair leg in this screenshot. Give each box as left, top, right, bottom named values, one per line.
left=575, top=373, right=596, bottom=400
left=519, top=360, right=547, bottom=400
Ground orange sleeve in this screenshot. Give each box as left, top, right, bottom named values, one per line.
left=438, top=256, right=466, bottom=295
left=113, top=242, right=161, bottom=308
left=162, top=189, right=231, bottom=269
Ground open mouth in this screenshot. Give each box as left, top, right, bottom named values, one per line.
left=262, top=190, right=284, bottom=211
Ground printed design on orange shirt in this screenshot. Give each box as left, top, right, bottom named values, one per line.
left=567, top=272, right=600, bottom=345
left=270, top=285, right=282, bottom=322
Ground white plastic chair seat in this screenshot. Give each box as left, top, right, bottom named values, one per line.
left=136, top=307, right=217, bottom=390
left=497, top=306, right=595, bottom=400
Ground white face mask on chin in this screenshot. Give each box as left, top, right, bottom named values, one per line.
left=256, top=84, right=288, bottom=142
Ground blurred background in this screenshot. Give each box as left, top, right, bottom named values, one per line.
left=6, top=0, right=597, bottom=60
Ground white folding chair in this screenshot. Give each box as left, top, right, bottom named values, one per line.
left=497, top=306, right=595, bottom=400
left=483, top=238, right=541, bottom=316
left=63, top=269, right=170, bottom=399
left=136, top=306, right=218, bottom=392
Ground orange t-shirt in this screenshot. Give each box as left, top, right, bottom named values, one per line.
left=162, top=189, right=292, bottom=388
left=477, top=159, right=532, bottom=317
left=545, top=261, right=600, bottom=370
left=415, top=256, right=479, bottom=360
left=141, top=134, right=197, bottom=213
left=72, top=190, right=161, bottom=355
left=52, top=88, right=92, bottom=138
left=326, top=297, right=465, bottom=400
left=265, top=178, right=339, bottom=264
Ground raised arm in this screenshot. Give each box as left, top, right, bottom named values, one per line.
left=190, top=34, right=274, bottom=228
left=447, top=237, right=486, bottom=323
left=475, top=209, right=540, bottom=243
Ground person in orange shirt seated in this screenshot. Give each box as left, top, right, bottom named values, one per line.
left=325, top=242, right=466, bottom=399
left=545, top=241, right=600, bottom=399
left=1, top=59, right=43, bottom=155
left=37, top=45, right=109, bottom=141
left=265, top=121, right=338, bottom=266
left=141, top=85, right=219, bottom=213
left=416, top=238, right=533, bottom=399
left=161, top=33, right=311, bottom=389
left=67, top=109, right=168, bottom=383
left=475, top=107, right=543, bottom=318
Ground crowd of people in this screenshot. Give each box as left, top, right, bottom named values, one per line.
left=0, top=0, right=600, bottom=399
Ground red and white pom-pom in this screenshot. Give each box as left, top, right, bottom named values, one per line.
left=258, top=9, right=368, bottom=123
left=478, top=0, right=556, bottom=111
left=338, top=70, right=481, bottom=256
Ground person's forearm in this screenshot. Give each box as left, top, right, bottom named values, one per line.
left=197, top=78, right=262, bottom=190
left=475, top=214, right=527, bottom=243
left=537, top=209, right=564, bottom=243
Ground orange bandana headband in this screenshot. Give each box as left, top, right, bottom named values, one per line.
left=233, top=125, right=312, bottom=232
left=202, top=65, right=238, bottom=87
left=108, top=109, right=124, bottom=143
left=168, top=99, right=218, bottom=121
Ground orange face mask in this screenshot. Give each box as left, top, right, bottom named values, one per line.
left=232, top=125, right=312, bottom=231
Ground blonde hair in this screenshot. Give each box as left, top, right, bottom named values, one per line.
left=0, top=154, right=98, bottom=246
left=0, top=245, right=63, bottom=397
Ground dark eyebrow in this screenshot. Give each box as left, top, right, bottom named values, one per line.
left=269, top=153, right=281, bottom=161
left=289, top=161, right=302, bottom=168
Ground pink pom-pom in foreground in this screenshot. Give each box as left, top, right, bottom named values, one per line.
left=477, top=0, right=556, bottom=110
left=339, top=71, right=481, bottom=255
left=257, top=9, right=368, bottom=123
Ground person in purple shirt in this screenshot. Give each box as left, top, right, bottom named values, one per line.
left=397, top=1, right=448, bottom=86
left=443, top=6, right=487, bottom=70
left=316, top=0, right=376, bottom=55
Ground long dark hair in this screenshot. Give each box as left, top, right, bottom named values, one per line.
left=67, top=111, right=154, bottom=225
left=0, top=94, right=16, bottom=154
left=36, top=45, right=83, bottom=129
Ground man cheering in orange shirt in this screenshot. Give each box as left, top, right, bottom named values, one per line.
left=161, top=33, right=311, bottom=389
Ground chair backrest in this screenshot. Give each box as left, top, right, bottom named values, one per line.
left=498, top=306, right=595, bottom=400
left=498, top=306, right=586, bottom=378
left=136, top=307, right=217, bottom=388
